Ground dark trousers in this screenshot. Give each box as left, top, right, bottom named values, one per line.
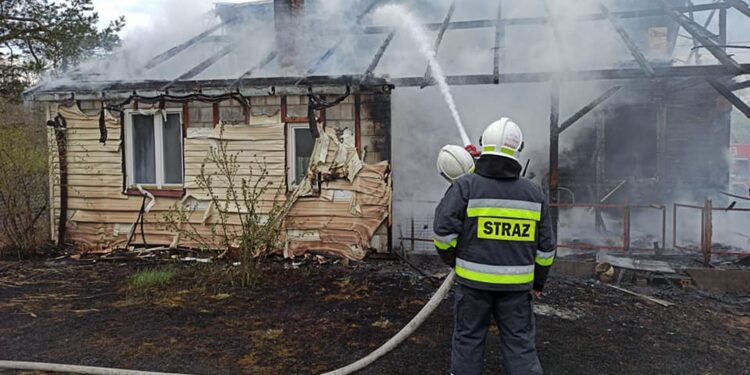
left=451, top=283, right=543, bottom=375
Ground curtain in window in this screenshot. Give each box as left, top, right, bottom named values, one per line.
left=132, top=115, right=156, bottom=184
left=294, top=128, right=315, bottom=185
left=163, top=114, right=183, bottom=185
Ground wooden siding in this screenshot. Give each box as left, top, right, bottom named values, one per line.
left=49, top=94, right=391, bottom=259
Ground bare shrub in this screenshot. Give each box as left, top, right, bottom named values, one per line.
left=162, top=125, right=291, bottom=286
left=0, top=101, right=49, bottom=258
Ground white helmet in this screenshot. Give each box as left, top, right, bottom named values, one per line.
left=437, top=145, right=474, bottom=183
left=480, top=118, right=524, bottom=163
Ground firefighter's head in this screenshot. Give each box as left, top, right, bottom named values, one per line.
left=479, top=118, right=524, bottom=164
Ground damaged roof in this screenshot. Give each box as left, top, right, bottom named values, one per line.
left=24, top=0, right=750, bottom=100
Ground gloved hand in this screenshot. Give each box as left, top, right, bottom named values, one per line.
left=437, top=250, right=456, bottom=268
left=464, top=144, right=480, bottom=158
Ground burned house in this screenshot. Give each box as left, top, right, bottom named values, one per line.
left=24, top=0, right=750, bottom=257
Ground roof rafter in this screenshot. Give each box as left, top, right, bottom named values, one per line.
left=599, top=2, right=655, bottom=77
left=161, top=44, right=234, bottom=91
left=231, top=51, right=279, bottom=88
left=708, top=78, right=750, bottom=118
left=724, top=0, right=750, bottom=17
left=295, top=0, right=382, bottom=83
left=661, top=1, right=742, bottom=73
left=360, top=3, right=729, bottom=34
left=143, top=16, right=239, bottom=71
left=362, top=31, right=396, bottom=81
left=421, top=2, right=456, bottom=88
left=559, top=86, right=622, bottom=133
left=493, top=0, right=504, bottom=83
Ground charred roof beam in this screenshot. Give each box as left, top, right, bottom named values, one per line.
left=143, top=16, right=239, bottom=71
left=421, top=2, right=456, bottom=88
left=559, top=86, right=622, bottom=134
left=724, top=0, right=750, bottom=17
left=361, top=3, right=729, bottom=34
left=729, top=79, right=750, bottom=91
left=161, top=44, right=234, bottom=91
left=600, top=3, right=655, bottom=77
left=362, top=31, right=396, bottom=81
left=707, top=78, right=750, bottom=119
left=493, top=1, right=505, bottom=84
left=232, top=52, right=279, bottom=88
left=661, top=1, right=742, bottom=73
left=295, top=0, right=382, bottom=83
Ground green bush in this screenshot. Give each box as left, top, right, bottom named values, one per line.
left=161, top=124, right=291, bottom=286
left=0, top=101, right=49, bottom=258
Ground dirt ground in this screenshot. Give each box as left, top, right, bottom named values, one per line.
left=1, top=258, right=749, bottom=375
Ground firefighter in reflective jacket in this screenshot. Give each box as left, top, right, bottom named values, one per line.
left=434, top=118, right=556, bottom=375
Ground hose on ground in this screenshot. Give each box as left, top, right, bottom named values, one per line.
left=0, top=361, right=190, bottom=375
left=0, top=271, right=456, bottom=375
left=321, top=270, right=456, bottom=375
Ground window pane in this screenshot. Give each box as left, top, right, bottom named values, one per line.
left=163, top=114, right=183, bottom=185
left=294, top=127, right=315, bottom=185
left=132, top=115, right=156, bottom=185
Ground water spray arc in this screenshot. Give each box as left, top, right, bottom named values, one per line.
left=380, top=4, right=472, bottom=147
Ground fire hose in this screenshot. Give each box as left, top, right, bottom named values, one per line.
left=321, top=270, right=455, bottom=375
left=0, top=271, right=456, bottom=375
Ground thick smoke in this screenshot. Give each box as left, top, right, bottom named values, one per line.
left=40, top=0, right=750, bottom=254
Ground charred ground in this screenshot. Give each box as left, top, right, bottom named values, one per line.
left=0, top=259, right=748, bottom=375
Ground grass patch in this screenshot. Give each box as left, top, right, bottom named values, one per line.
left=128, top=266, right=177, bottom=291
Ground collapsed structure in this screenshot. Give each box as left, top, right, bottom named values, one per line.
left=24, top=0, right=750, bottom=259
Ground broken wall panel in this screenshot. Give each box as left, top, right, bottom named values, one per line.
left=47, top=92, right=392, bottom=259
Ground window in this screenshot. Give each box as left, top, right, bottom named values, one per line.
left=287, top=124, right=315, bottom=187
left=125, top=110, right=184, bottom=189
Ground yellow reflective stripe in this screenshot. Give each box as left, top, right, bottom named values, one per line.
left=466, top=207, right=542, bottom=221
left=456, top=265, right=534, bottom=284
left=535, top=256, right=554, bottom=266
left=500, top=146, right=516, bottom=156
left=434, top=238, right=457, bottom=250
left=483, top=145, right=496, bottom=152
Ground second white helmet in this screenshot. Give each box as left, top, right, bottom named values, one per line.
left=480, top=118, right=524, bottom=163
left=437, top=145, right=475, bottom=183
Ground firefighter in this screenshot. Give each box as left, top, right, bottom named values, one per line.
left=433, top=118, right=556, bottom=375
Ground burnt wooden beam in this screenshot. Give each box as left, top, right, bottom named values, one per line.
left=421, top=2, right=456, bottom=88
left=725, top=0, right=750, bottom=17
left=297, top=0, right=382, bottom=81
left=161, top=45, right=234, bottom=91
left=232, top=51, right=279, bottom=87
left=662, top=1, right=742, bottom=73
left=600, top=3, right=655, bottom=77
left=143, top=17, right=238, bottom=71
left=549, top=81, right=560, bottom=231
left=687, top=3, right=718, bottom=64
left=361, top=3, right=729, bottom=34
left=27, top=64, right=750, bottom=99
left=391, top=64, right=750, bottom=86
left=707, top=78, right=750, bottom=119
left=493, top=1, right=504, bottom=83
left=362, top=31, right=396, bottom=80
left=730, top=79, right=750, bottom=91
left=559, top=86, right=622, bottom=133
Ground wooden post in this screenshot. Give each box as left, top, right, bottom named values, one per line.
left=623, top=201, right=631, bottom=254
left=549, top=82, right=560, bottom=232
left=410, top=217, right=416, bottom=253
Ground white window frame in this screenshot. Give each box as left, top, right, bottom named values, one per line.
left=287, top=123, right=315, bottom=188
left=124, top=109, right=184, bottom=189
